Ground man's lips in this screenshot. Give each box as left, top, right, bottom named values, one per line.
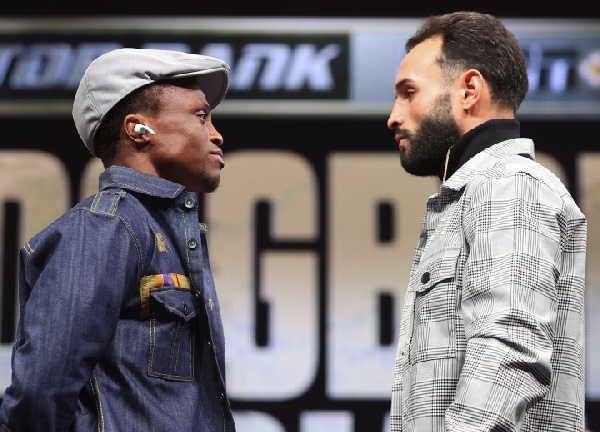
left=211, top=150, right=225, bottom=167
left=395, top=134, right=407, bottom=147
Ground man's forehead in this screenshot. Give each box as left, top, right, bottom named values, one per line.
left=156, top=82, right=210, bottom=109
left=396, top=37, right=443, bottom=82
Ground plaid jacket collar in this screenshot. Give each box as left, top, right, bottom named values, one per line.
left=443, top=138, right=535, bottom=191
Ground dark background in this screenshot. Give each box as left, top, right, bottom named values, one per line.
left=1, top=0, right=599, bottom=19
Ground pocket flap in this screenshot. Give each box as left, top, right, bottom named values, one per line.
left=413, top=246, right=461, bottom=293
left=139, top=273, right=193, bottom=318
left=150, top=288, right=201, bottom=322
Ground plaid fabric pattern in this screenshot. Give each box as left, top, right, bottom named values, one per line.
left=391, top=139, right=587, bottom=431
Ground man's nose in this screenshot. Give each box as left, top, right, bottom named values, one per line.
left=387, top=104, right=404, bottom=130
left=210, top=124, right=224, bottom=146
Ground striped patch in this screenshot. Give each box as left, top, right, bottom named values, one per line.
left=139, top=273, right=191, bottom=317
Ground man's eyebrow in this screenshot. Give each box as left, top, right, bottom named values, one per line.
left=395, top=78, right=415, bottom=91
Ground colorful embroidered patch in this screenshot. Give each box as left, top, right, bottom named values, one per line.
left=155, top=232, right=169, bottom=253
left=139, top=273, right=191, bottom=317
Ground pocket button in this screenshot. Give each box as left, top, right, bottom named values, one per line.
left=421, top=272, right=430, bottom=283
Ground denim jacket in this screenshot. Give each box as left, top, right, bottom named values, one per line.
left=0, top=165, right=236, bottom=432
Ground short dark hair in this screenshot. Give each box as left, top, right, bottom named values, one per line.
left=406, top=11, right=529, bottom=113
left=93, top=82, right=172, bottom=166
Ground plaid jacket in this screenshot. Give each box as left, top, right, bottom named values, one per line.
left=390, top=139, right=587, bottom=431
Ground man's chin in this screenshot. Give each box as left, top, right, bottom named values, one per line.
left=187, top=176, right=220, bottom=193
left=400, top=158, right=438, bottom=178
left=202, top=178, right=221, bottom=193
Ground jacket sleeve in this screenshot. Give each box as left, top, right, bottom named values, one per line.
left=0, top=205, right=142, bottom=432
left=445, top=173, right=568, bottom=431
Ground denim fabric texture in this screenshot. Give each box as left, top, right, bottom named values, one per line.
left=0, top=165, right=236, bottom=431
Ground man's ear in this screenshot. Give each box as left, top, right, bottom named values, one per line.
left=459, top=69, right=484, bottom=111
left=124, top=114, right=153, bottom=145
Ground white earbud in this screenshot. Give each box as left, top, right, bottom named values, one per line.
left=134, top=124, right=155, bottom=135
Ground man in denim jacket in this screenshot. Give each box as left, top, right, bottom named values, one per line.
left=0, top=48, right=236, bottom=431
left=387, top=12, right=587, bottom=432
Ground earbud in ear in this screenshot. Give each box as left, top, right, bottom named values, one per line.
left=134, top=124, right=155, bottom=135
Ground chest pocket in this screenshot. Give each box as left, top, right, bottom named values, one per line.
left=141, top=274, right=201, bottom=381
left=410, top=246, right=461, bottom=364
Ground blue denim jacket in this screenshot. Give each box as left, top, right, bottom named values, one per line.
left=0, top=165, right=236, bottom=432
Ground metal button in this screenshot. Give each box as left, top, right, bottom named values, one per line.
left=421, top=272, right=430, bottom=283
left=188, top=238, right=198, bottom=249
left=185, top=197, right=196, bottom=209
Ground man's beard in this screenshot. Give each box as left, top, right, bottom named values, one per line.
left=397, top=93, right=460, bottom=178
left=201, top=174, right=221, bottom=193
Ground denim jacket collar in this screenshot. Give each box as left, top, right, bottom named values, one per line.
left=99, top=165, right=186, bottom=199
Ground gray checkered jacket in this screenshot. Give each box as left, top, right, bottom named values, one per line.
left=390, top=139, right=586, bottom=431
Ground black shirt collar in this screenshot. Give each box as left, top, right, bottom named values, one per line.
left=443, top=119, right=521, bottom=181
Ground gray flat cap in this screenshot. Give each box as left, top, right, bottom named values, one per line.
left=72, top=48, right=230, bottom=156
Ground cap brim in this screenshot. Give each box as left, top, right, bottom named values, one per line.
left=173, top=68, right=229, bottom=109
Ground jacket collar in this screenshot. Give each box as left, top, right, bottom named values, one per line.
left=443, top=138, right=536, bottom=191
left=99, top=165, right=186, bottom=199
left=443, top=119, right=521, bottom=181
